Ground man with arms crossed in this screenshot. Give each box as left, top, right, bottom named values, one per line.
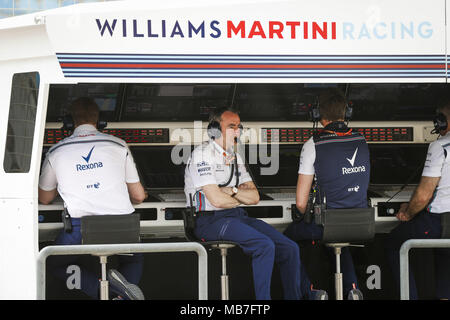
left=184, top=107, right=326, bottom=300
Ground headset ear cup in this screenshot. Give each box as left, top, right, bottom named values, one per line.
left=62, top=114, right=74, bottom=132
left=308, top=102, right=320, bottom=123
left=344, top=103, right=353, bottom=122
left=97, top=112, right=107, bottom=131
left=207, top=121, right=222, bottom=139
left=97, top=120, right=107, bottom=131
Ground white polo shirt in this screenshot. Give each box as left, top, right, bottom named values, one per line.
left=39, top=124, right=140, bottom=218
left=298, top=137, right=316, bottom=175
left=184, top=141, right=252, bottom=211
left=422, top=131, right=450, bottom=214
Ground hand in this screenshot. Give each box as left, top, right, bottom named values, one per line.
left=220, top=187, right=233, bottom=196
left=396, top=203, right=412, bottom=221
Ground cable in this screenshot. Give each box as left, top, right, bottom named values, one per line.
left=385, top=163, right=423, bottom=203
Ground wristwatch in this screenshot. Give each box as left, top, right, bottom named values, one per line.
left=231, top=186, right=239, bottom=197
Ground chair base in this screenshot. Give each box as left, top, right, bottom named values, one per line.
left=324, top=243, right=350, bottom=300
left=205, top=242, right=237, bottom=300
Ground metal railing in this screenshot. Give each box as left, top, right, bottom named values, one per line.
left=399, top=239, right=450, bottom=300
left=37, top=242, right=208, bottom=300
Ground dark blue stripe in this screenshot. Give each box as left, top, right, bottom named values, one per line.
left=62, top=70, right=445, bottom=74
left=63, top=75, right=446, bottom=78
left=57, top=57, right=446, bottom=62
left=49, top=139, right=126, bottom=153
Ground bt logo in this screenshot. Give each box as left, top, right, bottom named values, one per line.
left=87, top=182, right=101, bottom=189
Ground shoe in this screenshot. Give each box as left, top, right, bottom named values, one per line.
left=107, top=269, right=145, bottom=300
left=308, top=285, right=328, bottom=300
left=347, top=288, right=363, bottom=300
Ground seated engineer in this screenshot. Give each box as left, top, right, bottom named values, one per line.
left=184, top=107, right=327, bottom=300
left=385, top=100, right=450, bottom=300
left=284, top=89, right=370, bottom=300
left=38, top=97, right=147, bottom=300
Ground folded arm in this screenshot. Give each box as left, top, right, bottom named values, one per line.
left=221, top=181, right=260, bottom=205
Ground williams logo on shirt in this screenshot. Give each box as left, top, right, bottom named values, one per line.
left=76, top=146, right=104, bottom=171
left=342, top=148, right=366, bottom=175
left=196, top=161, right=212, bottom=176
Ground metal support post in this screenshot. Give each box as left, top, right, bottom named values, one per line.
left=99, top=256, right=109, bottom=300
left=334, top=247, right=343, bottom=300
left=220, top=247, right=229, bottom=300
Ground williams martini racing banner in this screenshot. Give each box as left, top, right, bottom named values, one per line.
left=45, top=0, right=447, bottom=81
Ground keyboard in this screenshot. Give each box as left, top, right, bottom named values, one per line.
left=158, top=193, right=186, bottom=202
left=266, top=193, right=296, bottom=200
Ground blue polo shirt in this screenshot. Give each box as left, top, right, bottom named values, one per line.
left=298, top=122, right=370, bottom=209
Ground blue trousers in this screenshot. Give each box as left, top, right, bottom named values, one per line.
left=384, top=210, right=450, bottom=300
left=284, top=219, right=359, bottom=296
left=195, top=208, right=303, bottom=300
left=48, top=218, right=144, bottom=299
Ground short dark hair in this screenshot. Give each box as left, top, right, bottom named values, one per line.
left=318, top=88, right=347, bottom=121
left=69, top=97, right=99, bottom=125
left=437, top=96, right=450, bottom=120
left=208, top=106, right=239, bottom=123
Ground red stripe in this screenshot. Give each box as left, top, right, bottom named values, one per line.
left=199, top=193, right=203, bottom=211
left=60, top=63, right=445, bottom=69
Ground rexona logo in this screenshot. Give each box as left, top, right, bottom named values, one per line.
left=342, top=147, right=366, bottom=175
left=76, top=146, right=103, bottom=171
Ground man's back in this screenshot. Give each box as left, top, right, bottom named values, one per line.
left=40, top=124, right=138, bottom=217
left=300, top=125, right=370, bottom=209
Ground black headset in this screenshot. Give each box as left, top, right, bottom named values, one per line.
left=308, top=99, right=353, bottom=124
left=207, top=120, right=222, bottom=140
left=207, top=106, right=243, bottom=140
left=431, top=112, right=448, bottom=134
left=62, top=113, right=107, bottom=132
left=207, top=120, right=244, bottom=140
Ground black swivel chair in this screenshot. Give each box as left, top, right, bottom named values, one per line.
left=316, top=207, right=375, bottom=300
left=181, top=203, right=238, bottom=300
left=80, top=213, right=142, bottom=300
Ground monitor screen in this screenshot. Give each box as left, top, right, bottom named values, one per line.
left=348, top=83, right=450, bottom=121
left=234, top=83, right=341, bottom=121
left=46, top=83, right=122, bottom=122
left=368, top=144, right=428, bottom=185
left=130, top=146, right=189, bottom=189
left=121, top=84, right=232, bottom=121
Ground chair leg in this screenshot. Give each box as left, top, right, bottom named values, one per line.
left=99, top=255, right=109, bottom=300
left=220, top=248, right=229, bottom=300
left=334, top=247, right=344, bottom=300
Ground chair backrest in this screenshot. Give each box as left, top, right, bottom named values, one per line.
left=81, top=214, right=141, bottom=244
left=441, top=212, right=450, bottom=239
left=321, top=207, right=375, bottom=243
left=181, top=207, right=199, bottom=242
